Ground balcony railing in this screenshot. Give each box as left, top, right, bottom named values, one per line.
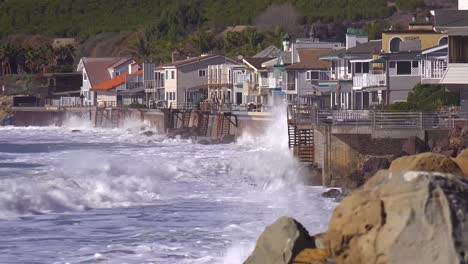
left=422, top=60, right=447, bottom=80
left=353, top=73, right=386, bottom=88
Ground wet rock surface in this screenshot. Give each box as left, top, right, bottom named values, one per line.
left=389, top=152, right=464, bottom=175
left=321, top=189, right=341, bottom=199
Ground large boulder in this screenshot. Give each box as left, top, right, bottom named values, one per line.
left=244, top=217, right=316, bottom=264
left=389, top=152, right=464, bottom=176
left=326, top=170, right=468, bottom=264
left=400, top=136, right=429, bottom=156
left=454, top=149, right=468, bottom=176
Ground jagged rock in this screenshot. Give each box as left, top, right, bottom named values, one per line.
left=362, top=157, right=391, bottom=180
left=401, top=136, right=429, bottom=156
left=71, top=129, right=81, bottom=133
left=326, top=170, right=468, bottom=264
left=141, top=131, right=154, bottom=136
left=244, top=217, right=316, bottom=264
left=454, top=149, right=468, bottom=176
left=389, top=152, right=464, bottom=176
left=321, top=189, right=341, bottom=199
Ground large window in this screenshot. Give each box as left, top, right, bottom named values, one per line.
left=306, top=71, right=320, bottom=80
left=355, top=62, right=370, bottom=74
left=83, top=72, right=88, bottom=81
left=396, top=61, right=412, bottom=75
left=171, top=70, right=175, bottom=79
left=390, top=37, right=402, bottom=53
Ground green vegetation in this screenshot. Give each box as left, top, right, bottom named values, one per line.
left=0, top=0, right=428, bottom=38
left=387, top=84, right=460, bottom=111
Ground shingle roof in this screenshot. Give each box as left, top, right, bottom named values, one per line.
left=253, top=45, right=281, bottom=58
left=285, top=49, right=332, bottom=70
left=82, top=57, right=126, bottom=86
left=243, top=57, right=272, bottom=70
left=435, top=10, right=468, bottom=27
left=107, top=58, right=133, bottom=70
left=91, top=70, right=142, bottom=91
left=345, top=40, right=382, bottom=55
left=158, top=54, right=237, bottom=68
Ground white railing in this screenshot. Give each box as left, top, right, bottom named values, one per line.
left=422, top=60, right=447, bottom=80
left=260, top=77, right=269, bottom=88
left=234, top=74, right=249, bottom=85
left=353, top=73, right=386, bottom=88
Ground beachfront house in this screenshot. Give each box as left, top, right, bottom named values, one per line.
left=90, top=64, right=142, bottom=108
left=283, top=49, right=332, bottom=108
left=207, top=63, right=246, bottom=107
left=76, top=57, right=135, bottom=106
left=153, top=54, right=238, bottom=109
left=433, top=2, right=468, bottom=112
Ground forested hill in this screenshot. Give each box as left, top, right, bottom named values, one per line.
left=0, top=0, right=445, bottom=38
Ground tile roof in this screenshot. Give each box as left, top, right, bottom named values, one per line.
left=81, top=57, right=127, bottom=86
left=91, top=70, right=142, bottom=91
left=285, top=49, right=332, bottom=70
left=435, top=10, right=468, bottom=27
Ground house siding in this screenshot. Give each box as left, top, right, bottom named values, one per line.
left=389, top=75, right=421, bottom=102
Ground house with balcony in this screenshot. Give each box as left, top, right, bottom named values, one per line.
left=283, top=49, right=332, bottom=107
left=76, top=57, right=134, bottom=106
left=434, top=5, right=468, bottom=111
left=90, top=64, right=142, bottom=108
left=207, top=64, right=245, bottom=106
left=419, top=44, right=448, bottom=85
left=241, top=57, right=273, bottom=106
left=153, top=54, right=238, bottom=109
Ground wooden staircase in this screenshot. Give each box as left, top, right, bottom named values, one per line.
left=197, top=112, right=210, bottom=136
left=216, top=112, right=238, bottom=138
left=287, top=104, right=315, bottom=163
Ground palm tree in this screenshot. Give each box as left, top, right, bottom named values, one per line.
left=127, top=34, right=152, bottom=62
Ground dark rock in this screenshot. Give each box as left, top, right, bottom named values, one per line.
left=71, top=129, right=81, bottom=133
left=197, top=139, right=211, bottom=145
left=141, top=131, right=154, bottom=136
left=321, top=188, right=341, bottom=199
left=362, top=157, right=390, bottom=180
left=401, top=136, right=429, bottom=156
left=220, top=134, right=235, bottom=144
left=244, top=217, right=316, bottom=264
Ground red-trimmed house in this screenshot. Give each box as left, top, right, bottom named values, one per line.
left=91, top=65, right=143, bottom=108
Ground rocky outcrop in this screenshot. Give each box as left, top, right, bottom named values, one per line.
left=321, top=189, right=341, bottom=199
left=326, top=170, right=468, bottom=264
left=453, top=149, right=468, bottom=177
left=389, top=152, right=464, bottom=176
left=244, top=217, right=317, bottom=264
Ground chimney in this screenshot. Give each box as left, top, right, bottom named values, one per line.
left=171, top=51, right=180, bottom=64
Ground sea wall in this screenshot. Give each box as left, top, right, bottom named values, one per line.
left=11, top=107, right=272, bottom=138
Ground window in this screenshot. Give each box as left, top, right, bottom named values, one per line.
left=412, top=61, right=419, bottom=68
left=396, top=61, right=412, bottom=75
left=165, top=70, right=168, bottom=80
left=115, top=71, right=120, bottom=76
left=347, top=61, right=352, bottom=74
left=363, top=63, right=369, bottom=73
left=199, top=69, right=206, bottom=77
left=390, top=37, right=402, bottom=53
left=439, top=37, right=448, bottom=46
left=355, top=62, right=362, bottom=74
left=306, top=71, right=311, bottom=80
left=171, top=70, right=175, bottom=79
left=390, top=62, right=396, bottom=68
left=83, top=72, right=88, bottom=81
left=310, top=71, right=319, bottom=80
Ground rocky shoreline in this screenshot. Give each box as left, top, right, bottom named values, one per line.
left=244, top=151, right=468, bottom=264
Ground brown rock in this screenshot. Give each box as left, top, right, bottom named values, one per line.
left=454, top=149, right=468, bottom=176
left=293, top=249, right=328, bottom=264
left=326, top=170, right=468, bottom=264
left=389, top=152, right=463, bottom=176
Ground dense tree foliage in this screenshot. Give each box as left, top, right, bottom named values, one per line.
left=0, top=0, right=428, bottom=38
left=388, top=84, right=460, bottom=111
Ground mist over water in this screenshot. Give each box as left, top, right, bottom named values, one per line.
left=0, top=105, right=336, bottom=264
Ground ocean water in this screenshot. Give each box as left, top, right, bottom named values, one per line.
left=0, top=110, right=336, bottom=264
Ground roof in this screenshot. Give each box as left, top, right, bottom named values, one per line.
left=80, top=57, right=127, bottom=86
left=253, top=45, right=281, bottom=59
left=158, top=54, right=237, bottom=68
left=385, top=51, right=421, bottom=60
left=107, top=58, right=133, bottom=70
left=285, top=49, right=332, bottom=70
left=345, top=40, right=382, bottom=55
left=91, top=70, right=142, bottom=91
left=243, top=57, right=272, bottom=70
left=382, top=30, right=438, bottom=34
left=319, top=48, right=347, bottom=59
left=435, top=10, right=468, bottom=28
